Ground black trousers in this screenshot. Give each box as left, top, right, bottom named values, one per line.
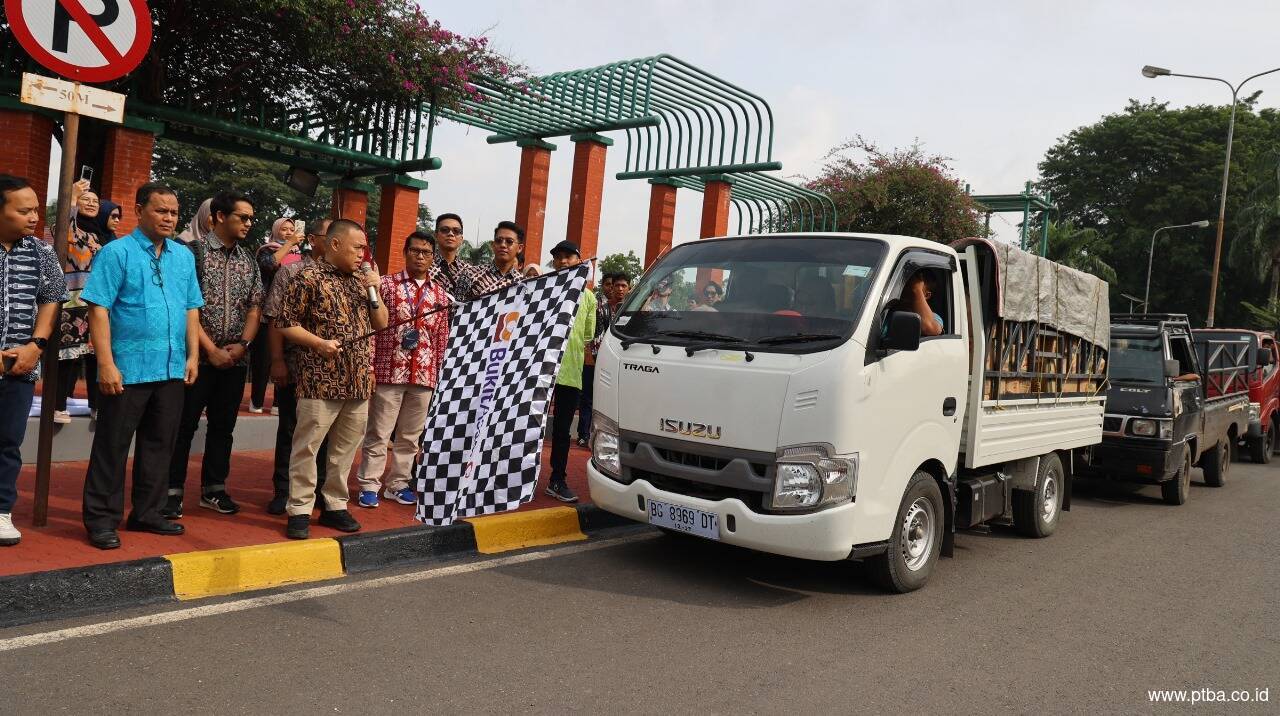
left=168, top=364, right=246, bottom=495
left=83, top=380, right=184, bottom=531
left=577, top=364, right=595, bottom=441
left=272, top=382, right=328, bottom=499
left=550, top=383, right=580, bottom=485
left=56, top=356, right=99, bottom=411
left=249, top=327, right=271, bottom=409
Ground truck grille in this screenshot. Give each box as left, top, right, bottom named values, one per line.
left=1103, top=416, right=1123, bottom=433
left=652, top=446, right=768, bottom=477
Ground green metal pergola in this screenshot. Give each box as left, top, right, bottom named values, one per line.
left=657, top=172, right=837, bottom=234
left=970, top=181, right=1057, bottom=255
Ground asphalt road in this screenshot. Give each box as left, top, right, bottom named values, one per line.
left=3, top=461, right=1279, bottom=714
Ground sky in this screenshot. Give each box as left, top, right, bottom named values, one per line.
left=43, top=0, right=1280, bottom=258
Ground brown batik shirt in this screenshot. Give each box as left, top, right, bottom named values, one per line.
left=276, top=259, right=374, bottom=400
left=189, top=234, right=264, bottom=366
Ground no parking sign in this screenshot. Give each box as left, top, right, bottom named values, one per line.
left=4, top=0, right=152, bottom=82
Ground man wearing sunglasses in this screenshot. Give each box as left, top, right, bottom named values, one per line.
left=470, top=221, right=526, bottom=297
left=164, top=190, right=264, bottom=519
left=429, top=213, right=479, bottom=300
left=81, top=183, right=203, bottom=549
left=356, top=231, right=449, bottom=508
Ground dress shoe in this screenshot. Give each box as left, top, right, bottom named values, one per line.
left=125, top=518, right=185, bottom=536
left=88, top=529, right=121, bottom=550
left=266, top=494, right=288, bottom=515
left=318, top=509, right=361, bottom=533
left=286, top=515, right=309, bottom=540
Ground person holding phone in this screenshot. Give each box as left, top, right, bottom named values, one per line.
left=52, top=178, right=103, bottom=424
left=0, top=175, right=67, bottom=547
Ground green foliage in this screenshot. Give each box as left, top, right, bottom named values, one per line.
left=1241, top=298, right=1280, bottom=331
left=806, top=137, right=985, bottom=244
left=456, top=241, right=493, bottom=266
left=599, top=251, right=643, bottom=283
left=1037, top=98, right=1280, bottom=326
left=1044, top=221, right=1118, bottom=284
left=1229, top=151, right=1280, bottom=301
left=151, top=139, right=430, bottom=248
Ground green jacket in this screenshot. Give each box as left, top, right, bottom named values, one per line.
left=556, top=289, right=597, bottom=389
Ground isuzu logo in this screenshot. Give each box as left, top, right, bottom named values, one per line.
left=660, top=418, right=722, bottom=440
left=624, top=362, right=659, bottom=373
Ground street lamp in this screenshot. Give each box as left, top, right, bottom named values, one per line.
left=1142, top=63, right=1280, bottom=326
left=1145, top=220, right=1212, bottom=313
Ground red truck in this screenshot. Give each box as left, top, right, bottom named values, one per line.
left=1193, top=329, right=1280, bottom=463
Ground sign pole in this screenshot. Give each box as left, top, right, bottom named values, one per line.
left=33, top=110, right=80, bottom=527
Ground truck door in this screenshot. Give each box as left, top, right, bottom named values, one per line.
left=1168, top=331, right=1202, bottom=453
left=861, top=250, right=969, bottom=482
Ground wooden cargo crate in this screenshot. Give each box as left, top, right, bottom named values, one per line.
left=982, top=319, right=1107, bottom=401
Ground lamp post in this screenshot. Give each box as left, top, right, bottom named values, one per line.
left=1142, top=64, right=1280, bottom=326
left=1145, top=220, right=1211, bottom=313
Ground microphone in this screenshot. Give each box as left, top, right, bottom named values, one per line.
left=361, top=262, right=379, bottom=309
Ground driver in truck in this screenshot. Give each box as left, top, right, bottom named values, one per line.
left=888, top=271, right=943, bottom=337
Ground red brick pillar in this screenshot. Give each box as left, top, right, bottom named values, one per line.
left=514, top=138, right=554, bottom=263
left=644, top=179, right=678, bottom=268
left=0, top=109, right=54, bottom=236
left=332, top=181, right=372, bottom=227
left=101, top=125, right=157, bottom=236
left=373, top=175, right=426, bottom=275
left=565, top=133, right=612, bottom=262
left=696, top=176, right=734, bottom=294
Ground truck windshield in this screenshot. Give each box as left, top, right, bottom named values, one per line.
left=614, top=236, right=886, bottom=352
left=1109, top=335, right=1164, bottom=383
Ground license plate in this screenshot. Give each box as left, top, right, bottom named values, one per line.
left=647, top=499, right=720, bottom=541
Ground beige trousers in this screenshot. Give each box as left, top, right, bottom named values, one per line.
left=358, top=383, right=433, bottom=494
left=287, top=397, right=370, bottom=516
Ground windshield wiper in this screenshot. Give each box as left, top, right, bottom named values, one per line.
left=619, top=330, right=736, bottom=353
left=754, top=332, right=844, bottom=346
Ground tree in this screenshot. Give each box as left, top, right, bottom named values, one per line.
left=599, top=251, right=643, bottom=283
left=1241, top=298, right=1280, bottom=332
left=1230, top=152, right=1280, bottom=302
left=1044, top=221, right=1117, bottom=284
left=1037, top=98, right=1280, bottom=326
left=806, top=137, right=985, bottom=244
left=457, top=241, right=493, bottom=266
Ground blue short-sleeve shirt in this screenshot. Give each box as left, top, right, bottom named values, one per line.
left=81, top=228, right=204, bottom=384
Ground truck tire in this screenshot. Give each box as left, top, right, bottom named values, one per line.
left=867, top=471, right=943, bottom=594
left=1203, top=441, right=1230, bottom=486
left=1248, top=427, right=1273, bottom=464
left=1013, top=453, right=1064, bottom=538
left=1161, top=447, right=1192, bottom=506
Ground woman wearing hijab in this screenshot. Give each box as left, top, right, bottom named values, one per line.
left=177, top=198, right=212, bottom=245
left=52, top=181, right=105, bottom=423
left=248, top=217, right=300, bottom=412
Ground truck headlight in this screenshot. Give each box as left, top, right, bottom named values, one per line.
left=1130, top=419, right=1157, bottom=437
left=1248, top=402, right=1262, bottom=423
left=769, top=445, right=858, bottom=511
left=591, top=412, right=621, bottom=479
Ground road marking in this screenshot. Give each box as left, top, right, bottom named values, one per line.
left=0, top=533, right=652, bottom=653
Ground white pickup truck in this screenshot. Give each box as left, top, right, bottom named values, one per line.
left=586, top=233, right=1110, bottom=591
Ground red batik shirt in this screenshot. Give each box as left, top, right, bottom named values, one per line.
left=372, top=271, right=450, bottom=388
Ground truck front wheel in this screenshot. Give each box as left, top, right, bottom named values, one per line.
left=1203, top=441, right=1230, bottom=487
left=867, top=471, right=943, bottom=594
left=1161, top=447, right=1192, bottom=505
left=1013, top=453, right=1064, bottom=538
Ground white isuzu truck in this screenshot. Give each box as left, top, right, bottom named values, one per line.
left=586, top=233, right=1110, bottom=592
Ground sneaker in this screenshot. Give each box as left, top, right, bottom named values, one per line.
left=160, top=494, right=183, bottom=520
left=544, top=482, right=579, bottom=503
left=357, top=491, right=379, bottom=509
left=575, top=437, right=589, bottom=448
left=383, top=487, right=415, bottom=505
left=270, top=405, right=279, bottom=416
left=53, top=410, right=71, bottom=424
left=286, top=515, right=309, bottom=540
left=249, top=404, right=265, bottom=414
left=90, top=409, right=98, bottom=421
left=266, top=494, right=288, bottom=515
left=200, top=492, right=241, bottom=515
left=319, top=509, right=361, bottom=533
left=0, top=513, right=20, bottom=546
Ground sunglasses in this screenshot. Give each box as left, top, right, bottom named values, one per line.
left=231, top=212, right=255, bottom=224
left=149, top=255, right=164, bottom=288
left=436, top=227, right=463, bottom=236
left=493, top=237, right=518, bottom=246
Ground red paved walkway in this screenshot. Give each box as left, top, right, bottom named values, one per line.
left=0, top=443, right=593, bottom=577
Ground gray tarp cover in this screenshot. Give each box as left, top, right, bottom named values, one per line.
left=953, top=238, right=1111, bottom=347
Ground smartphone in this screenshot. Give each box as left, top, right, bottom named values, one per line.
left=79, top=165, right=93, bottom=184
left=1, top=354, right=14, bottom=374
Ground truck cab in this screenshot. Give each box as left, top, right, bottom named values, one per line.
left=587, top=233, right=1108, bottom=592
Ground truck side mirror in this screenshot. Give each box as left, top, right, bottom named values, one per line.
left=1164, top=359, right=1181, bottom=378
left=1260, top=350, right=1274, bottom=367
left=882, top=310, right=922, bottom=352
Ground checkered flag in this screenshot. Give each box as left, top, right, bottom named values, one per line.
left=413, top=263, right=589, bottom=526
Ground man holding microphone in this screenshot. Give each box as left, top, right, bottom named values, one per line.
left=276, top=220, right=388, bottom=539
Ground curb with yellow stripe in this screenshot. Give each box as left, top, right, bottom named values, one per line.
left=0, top=505, right=634, bottom=628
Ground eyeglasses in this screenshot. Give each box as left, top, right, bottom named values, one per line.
left=703, top=290, right=719, bottom=298
left=231, top=212, right=254, bottom=224
left=149, top=255, right=164, bottom=288
left=406, top=248, right=433, bottom=258
left=436, top=227, right=463, bottom=236
left=492, top=237, right=518, bottom=246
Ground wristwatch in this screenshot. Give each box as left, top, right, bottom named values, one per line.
left=30, top=337, right=47, bottom=349
left=238, top=338, right=251, bottom=350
